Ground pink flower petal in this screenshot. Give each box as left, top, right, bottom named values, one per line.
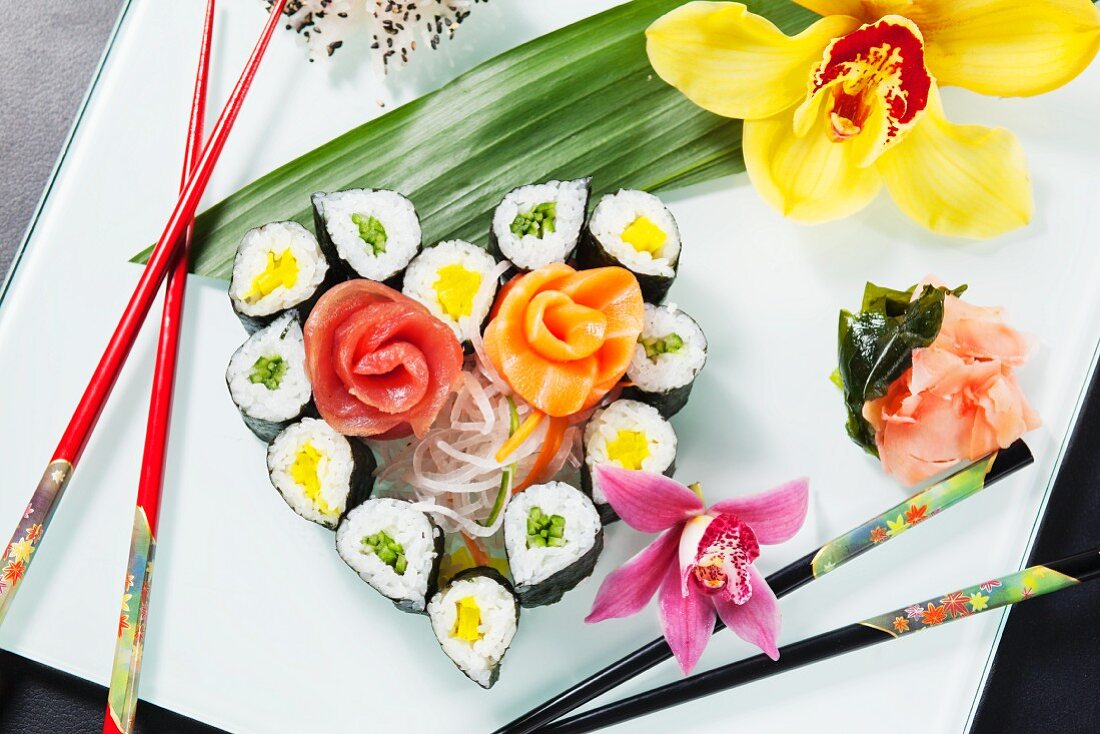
left=658, top=562, right=716, bottom=675
left=595, top=466, right=704, bottom=533
left=712, top=565, right=781, bottom=661
left=586, top=528, right=681, bottom=623
left=708, top=478, right=809, bottom=545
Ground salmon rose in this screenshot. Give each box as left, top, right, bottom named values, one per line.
left=304, top=279, right=464, bottom=439
left=483, top=264, right=645, bottom=417
left=863, top=288, right=1039, bottom=486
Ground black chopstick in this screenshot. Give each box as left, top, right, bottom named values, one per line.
left=497, top=440, right=1032, bottom=734
left=543, top=547, right=1100, bottom=733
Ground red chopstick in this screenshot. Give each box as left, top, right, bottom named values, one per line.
left=0, top=0, right=288, bottom=625
left=101, top=2, right=215, bottom=731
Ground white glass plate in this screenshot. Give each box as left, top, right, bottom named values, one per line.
left=1, top=2, right=1098, bottom=732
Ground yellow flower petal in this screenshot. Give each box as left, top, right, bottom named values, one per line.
left=876, top=86, right=1032, bottom=238
left=744, top=101, right=883, bottom=222
left=646, top=2, right=859, bottom=120
left=914, top=0, right=1100, bottom=96
left=794, top=0, right=880, bottom=18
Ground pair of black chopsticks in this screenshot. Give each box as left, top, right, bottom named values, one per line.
left=496, top=441, right=1094, bottom=733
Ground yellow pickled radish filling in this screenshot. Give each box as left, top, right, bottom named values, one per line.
left=246, top=248, right=299, bottom=302
left=606, top=430, right=650, bottom=471
left=452, top=596, right=483, bottom=642
left=621, top=216, right=667, bottom=255
left=433, top=263, right=482, bottom=321
left=290, top=442, right=335, bottom=517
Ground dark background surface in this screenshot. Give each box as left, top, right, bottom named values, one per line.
left=0, top=2, right=1096, bottom=732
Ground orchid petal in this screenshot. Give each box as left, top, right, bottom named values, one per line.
left=876, top=86, right=1032, bottom=239
left=709, top=478, right=810, bottom=545
left=916, top=0, right=1100, bottom=97
left=678, top=515, right=714, bottom=596
left=743, top=97, right=883, bottom=223
left=793, top=0, right=874, bottom=19
left=712, top=565, right=782, bottom=661
left=646, top=2, right=860, bottom=120
left=658, top=562, right=716, bottom=675
left=586, top=528, right=681, bottom=623
left=594, top=466, right=704, bottom=533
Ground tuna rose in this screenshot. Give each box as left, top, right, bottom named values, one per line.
left=863, top=288, right=1039, bottom=486
left=304, top=279, right=463, bottom=439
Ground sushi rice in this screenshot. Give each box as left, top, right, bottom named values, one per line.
left=504, top=482, right=603, bottom=607
left=229, top=221, right=330, bottom=332
left=267, top=418, right=368, bottom=528
left=312, top=189, right=421, bottom=281
left=490, top=178, right=589, bottom=271
left=584, top=399, right=677, bottom=509
left=402, top=240, right=505, bottom=342
left=624, top=303, right=708, bottom=417
left=336, top=498, right=441, bottom=614
left=428, top=568, right=519, bottom=688
left=226, top=313, right=312, bottom=442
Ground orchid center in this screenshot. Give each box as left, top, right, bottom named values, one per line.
left=679, top=512, right=760, bottom=604
left=797, top=16, right=932, bottom=165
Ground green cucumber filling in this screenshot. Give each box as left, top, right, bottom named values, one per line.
left=360, top=530, right=407, bottom=574
left=526, top=506, right=566, bottom=549
left=510, top=202, right=557, bottom=239
left=641, top=332, right=684, bottom=361
left=248, top=355, right=287, bottom=390
left=351, top=213, right=387, bottom=255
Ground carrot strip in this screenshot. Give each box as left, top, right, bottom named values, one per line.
left=495, top=409, right=544, bottom=463
left=513, top=416, right=568, bottom=495
left=461, top=533, right=491, bottom=568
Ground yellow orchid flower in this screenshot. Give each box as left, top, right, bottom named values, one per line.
left=646, top=1, right=1100, bottom=238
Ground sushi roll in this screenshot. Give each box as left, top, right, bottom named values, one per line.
left=226, top=312, right=313, bottom=442
left=621, top=303, right=708, bottom=417
left=579, top=190, right=681, bottom=304
left=503, top=481, right=604, bottom=608
left=582, top=399, right=677, bottom=524
left=229, top=221, right=331, bottom=333
left=427, top=567, right=519, bottom=688
left=311, top=188, right=421, bottom=283
left=489, top=178, right=590, bottom=271
left=336, top=498, right=443, bottom=614
left=402, top=240, right=503, bottom=344
left=266, top=418, right=376, bottom=529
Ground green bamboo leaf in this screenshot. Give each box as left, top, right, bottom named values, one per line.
left=133, top=0, right=819, bottom=279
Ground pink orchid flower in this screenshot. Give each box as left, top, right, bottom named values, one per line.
left=585, top=467, right=809, bottom=674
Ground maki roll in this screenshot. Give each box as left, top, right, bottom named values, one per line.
left=582, top=399, right=677, bottom=523
left=621, top=303, right=708, bottom=417
left=579, top=190, right=681, bottom=304
left=229, top=221, right=331, bottom=333
left=503, top=481, right=603, bottom=608
left=336, top=498, right=443, bottom=614
left=266, top=417, right=376, bottom=529
left=427, top=567, right=519, bottom=688
left=226, top=312, right=312, bottom=442
left=489, top=178, right=590, bottom=271
left=311, top=188, right=421, bottom=283
left=402, top=240, right=504, bottom=344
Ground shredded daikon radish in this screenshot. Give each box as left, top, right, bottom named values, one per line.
left=372, top=351, right=581, bottom=535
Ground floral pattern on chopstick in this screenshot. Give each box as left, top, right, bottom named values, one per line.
left=862, top=565, right=1080, bottom=639
left=810, top=453, right=997, bottom=577
left=107, top=507, right=156, bottom=734
left=0, top=460, right=71, bottom=615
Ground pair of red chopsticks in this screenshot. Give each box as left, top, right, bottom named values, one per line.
left=0, top=2, right=287, bottom=732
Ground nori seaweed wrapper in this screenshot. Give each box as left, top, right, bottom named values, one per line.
left=620, top=381, right=695, bottom=419
left=512, top=528, right=604, bottom=609
left=576, top=224, right=679, bottom=305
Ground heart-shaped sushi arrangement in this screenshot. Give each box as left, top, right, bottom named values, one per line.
left=224, top=178, right=707, bottom=687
